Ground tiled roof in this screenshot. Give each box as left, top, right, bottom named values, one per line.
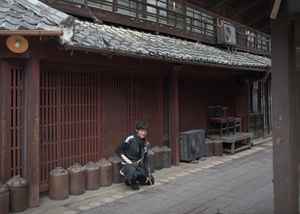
left=1, top=0, right=271, bottom=70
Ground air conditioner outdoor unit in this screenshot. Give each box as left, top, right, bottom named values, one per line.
left=217, top=24, right=237, bottom=46
left=179, top=129, right=206, bottom=162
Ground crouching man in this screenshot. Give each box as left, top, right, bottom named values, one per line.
left=115, top=121, right=155, bottom=190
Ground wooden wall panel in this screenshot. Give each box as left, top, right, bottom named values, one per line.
left=178, top=76, right=237, bottom=133
left=39, top=69, right=162, bottom=190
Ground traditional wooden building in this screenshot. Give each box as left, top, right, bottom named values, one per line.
left=0, top=0, right=273, bottom=208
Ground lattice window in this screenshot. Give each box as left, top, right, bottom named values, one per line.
left=100, top=73, right=160, bottom=158
left=39, top=71, right=99, bottom=189
left=186, top=7, right=214, bottom=37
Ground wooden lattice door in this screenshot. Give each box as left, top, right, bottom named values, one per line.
left=0, top=63, right=25, bottom=183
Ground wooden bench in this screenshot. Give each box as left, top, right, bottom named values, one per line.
left=208, top=132, right=253, bottom=155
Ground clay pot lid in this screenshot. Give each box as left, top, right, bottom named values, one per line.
left=0, top=182, right=8, bottom=194
left=6, top=175, right=28, bottom=188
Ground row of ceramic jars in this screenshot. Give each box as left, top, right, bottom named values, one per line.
left=49, top=156, right=123, bottom=201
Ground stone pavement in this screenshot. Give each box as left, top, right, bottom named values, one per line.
left=20, top=138, right=273, bottom=214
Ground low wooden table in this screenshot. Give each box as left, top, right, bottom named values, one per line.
left=208, top=132, right=253, bottom=155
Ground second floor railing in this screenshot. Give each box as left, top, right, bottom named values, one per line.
left=46, top=0, right=271, bottom=54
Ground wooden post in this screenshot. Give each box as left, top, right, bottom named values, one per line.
left=0, top=60, right=11, bottom=183
left=25, top=58, right=40, bottom=207
left=271, top=0, right=298, bottom=212
left=243, top=76, right=249, bottom=132
left=169, top=70, right=179, bottom=166
left=157, top=74, right=164, bottom=146
left=265, top=81, right=270, bottom=135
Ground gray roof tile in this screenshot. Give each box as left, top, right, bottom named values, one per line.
left=22, top=14, right=40, bottom=25
left=0, top=20, right=18, bottom=30
left=0, top=0, right=271, bottom=70
left=3, top=15, right=21, bottom=25
left=0, top=6, right=10, bottom=13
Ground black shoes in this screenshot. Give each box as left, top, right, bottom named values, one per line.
left=124, top=179, right=131, bottom=186
left=131, top=179, right=140, bottom=190
left=124, top=179, right=140, bottom=190
left=132, top=183, right=140, bottom=190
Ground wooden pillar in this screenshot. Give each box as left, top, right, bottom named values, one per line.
left=236, top=76, right=248, bottom=132
left=0, top=59, right=11, bottom=183
left=243, top=76, right=249, bottom=132
left=271, top=0, right=298, bottom=213
left=265, top=81, right=270, bottom=135
left=169, top=70, right=179, bottom=166
left=25, top=58, right=40, bottom=207
left=157, top=74, right=164, bottom=145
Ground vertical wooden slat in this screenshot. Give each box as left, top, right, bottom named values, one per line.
left=265, top=81, right=270, bottom=135
left=25, top=58, right=40, bottom=207
left=157, top=74, right=164, bottom=145
left=162, top=76, right=169, bottom=141
left=57, top=71, right=61, bottom=166
left=243, top=76, right=249, bottom=132
left=0, top=60, right=11, bottom=183
left=170, top=70, right=180, bottom=166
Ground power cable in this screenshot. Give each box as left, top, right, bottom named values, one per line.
left=83, top=0, right=110, bottom=47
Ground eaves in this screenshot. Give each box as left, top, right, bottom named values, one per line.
left=0, top=0, right=271, bottom=72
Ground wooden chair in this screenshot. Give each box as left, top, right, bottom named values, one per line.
left=207, top=105, right=228, bottom=137
left=225, top=116, right=236, bottom=135
left=209, top=116, right=229, bottom=137
left=234, top=117, right=242, bottom=133
left=222, top=106, right=229, bottom=116
left=222, top=106, right=242, bottom=135
left=218, top=106, right=242, bottom=136
left=214, top=106, right=222, bottom=117
left=207, top=106, right=216, bottom=134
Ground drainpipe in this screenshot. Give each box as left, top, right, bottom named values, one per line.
left=234, top=51, right=271, bottom=84
left=0, top=30, right=63, bottom=36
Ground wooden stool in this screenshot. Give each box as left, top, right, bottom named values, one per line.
left=213, top=140, right=223, bottom=156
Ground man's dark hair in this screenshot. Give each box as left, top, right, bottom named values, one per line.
left=136, top=121, right=148, bottom=130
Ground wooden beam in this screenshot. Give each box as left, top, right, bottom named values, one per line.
left=157, top=74, right=164, bottom=147
left=205, top=0, right=227, bottom=10
left=227, top=0, right=261, bottom=18
left=0, top=60, right=11, bottom=183
left=243, top=7, right=271, bottom=25
left=169, top=70, right=180, bottom=166
left=288, top=12, right=300, bottom=21
left=25, top=58, right=40, bottom=208
left=270, top=0, right=282, bottom=19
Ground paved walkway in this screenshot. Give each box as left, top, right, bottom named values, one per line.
left=21, top=139, right=273, bottom=214
left=83, top=142, right=273, bottom=214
